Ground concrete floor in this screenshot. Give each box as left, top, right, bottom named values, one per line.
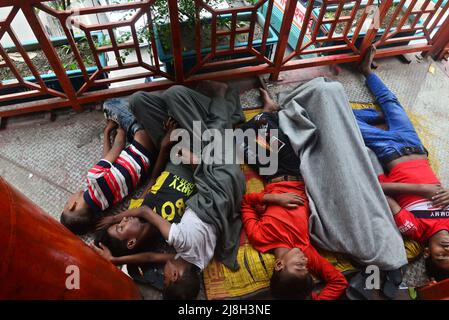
left=1, top=55, right=448, bottom=298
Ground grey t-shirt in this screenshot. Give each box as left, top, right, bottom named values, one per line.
left=167, top=207, right=217, bottom=271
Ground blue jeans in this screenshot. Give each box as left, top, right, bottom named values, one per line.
left=353, top=73, right=426, bottom=164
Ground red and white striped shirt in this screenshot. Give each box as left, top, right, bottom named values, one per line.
left=83, top=141, right=152, bottom=212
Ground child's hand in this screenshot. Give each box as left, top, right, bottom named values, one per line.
left=419, top=184, right=449, bottom=208
left=164, top=117, right=179, bottom=131
left=91, top=242, right=113, bottom=262
left=160, top=117, right=179, bottom=150
left=97, top=208, right=148, bottom=231
left=385, top=195, right=401, bottom=215
left=95, top=215, right=118, bottom=231
left=420, top=184, right=444, bottom=199
left=422, top=277, right=438, bottom=287
left=264, top=192, right=305, bottom=208
left=104, top=119, right=118, bottom=132
left=432, top=187, right=449, bottom=208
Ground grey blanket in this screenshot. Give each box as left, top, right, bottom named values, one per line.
left=278, top=77, right=407, bottom=270
left=163, top=86, right=246, bottom=271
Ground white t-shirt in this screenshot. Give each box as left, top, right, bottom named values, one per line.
left=167, top=207, right=217, bottom=270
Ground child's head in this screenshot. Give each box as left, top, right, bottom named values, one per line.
left=424, top=230, right=449, bottom=282
left=95, top=216, right=155, bottom=257
left=61, top=191, right=93, bottom=234
left=270, top=248, right=314, bottom=299
left=162, top=258, right=200, bottom=300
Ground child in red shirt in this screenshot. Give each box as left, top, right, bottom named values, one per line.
left=239, top=89, right=348, bottom=300
left=382, top=162, right=449, bottom=282
left=355, top=45, right=449, bottom=282
left=241, top=181, right=348, bottom=300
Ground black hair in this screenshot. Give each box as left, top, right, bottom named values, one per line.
left=270, top=269, right=315, bottom=300
left=94, top=227, right=135, bottom=257
left=425, top=256, right=449, bottom=282
left=60, top=208, right=93, bottom=235
left=163, top=265, right=200, bottom=300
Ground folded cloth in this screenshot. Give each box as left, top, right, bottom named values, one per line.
left=278, top=77, right=407, bottom=270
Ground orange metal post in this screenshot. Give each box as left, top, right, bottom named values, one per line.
left=0, top=177, right=142, bottom=300
left=167, top=0, right=184, bottom=82
left=359, top=0, right=393, bottom=59
left=21, top=3, right=83, bottom=112
left=428, top=15, right=449, bottom=59
left=270, top=0, right=297, bottom=81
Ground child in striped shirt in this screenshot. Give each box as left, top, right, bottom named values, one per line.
left=61, top=99, right=176, bottom=235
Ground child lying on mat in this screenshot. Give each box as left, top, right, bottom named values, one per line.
left=238, top=89, right=348, bottom=300
left=61, top=101, right=175, bottom=235
left=92, top=81, right=241, bottom=300
left=93, top=148, right=211, bottom=300
left=355, top=45, right=449, bottom=282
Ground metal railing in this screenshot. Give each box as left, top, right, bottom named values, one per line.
left=0, top=0, right=448, bottom=118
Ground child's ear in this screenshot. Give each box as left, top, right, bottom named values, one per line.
left=68, top=199, right=77, bottom=211
left=67, top=191, right=82, bottom=211
left=423, top=247, right=430, bottom=258
left=127, top=238, right=137, bottom=250
left=274, top=259, right=284, bottom=272
left=172, top=269, right=180, bottom=282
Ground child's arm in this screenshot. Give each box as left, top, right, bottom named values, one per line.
left=382, top=183, right=449, bottom=208
left=92, top=242, right=175, bottom=265
left=103, top=127, right=126, bottom=163
left=241, top=191, right=304, bottom=227
left=432, top=189, right=449, bottom=208
left=241, top=193, right=265, bottom=241
left=385, top=196, right=424, bottom=240
left=241, top=192, right=304, bottom=249
left=147, top=118, right=179, bottom=187
left=96, top=205, right=169, bottom=238
left=263, top=193, right=305, bottom=208
left=381, top=182, right=442, bottom=199
left=102, top=131, right=112, bottom=158
left=385, top=195, right=402, bottom=216
left=96, top=206, right=149, bottom=230
left=102, top=121, right=117, bottom=157
left=147, top=143, right=171, bottom=188
left=308, top=250, right=348, bottom=300
left=139, top=206, right=172, bottom=240
left=112, top=252, right=175, bottom=265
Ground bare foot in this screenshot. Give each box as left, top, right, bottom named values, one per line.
left=260, top=88, right=279, bottom=112
left=359, top=45, right=377, bottom=76
left=196, top=80, right=228, bottom=98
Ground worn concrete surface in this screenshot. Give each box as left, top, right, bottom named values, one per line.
left=1, top=55, right=448, bottom=298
